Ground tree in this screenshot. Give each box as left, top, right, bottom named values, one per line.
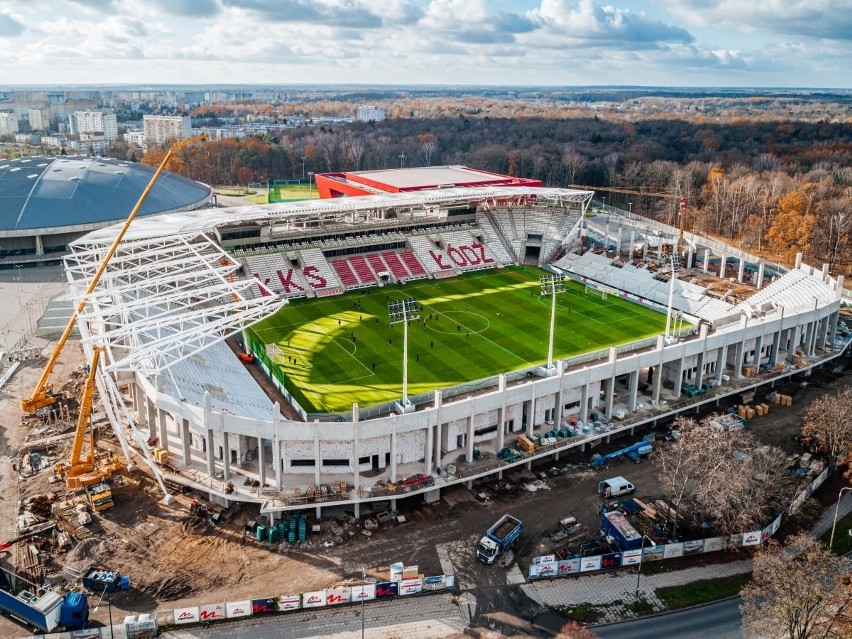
left=766, top=189, right=816, bottom=262
left=654, top=414, right=794, bottom=538
left=741, top=533, right=852, bottom=639
left=801, top=387, right=852, bottom=463
left=557, top=620, right=599, bottom=639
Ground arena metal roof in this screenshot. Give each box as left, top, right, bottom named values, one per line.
left=0, top=155, right=211, bottom=231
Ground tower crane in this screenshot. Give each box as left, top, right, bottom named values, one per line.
left=569, top=184, right=689, bottom=256
left=20, top=134, right=208, bottom=415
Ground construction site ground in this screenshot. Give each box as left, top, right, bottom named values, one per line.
left=0, top=328, right=849, bottom=636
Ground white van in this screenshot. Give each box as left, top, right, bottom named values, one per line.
left=598, top=476, right=635, bottom=498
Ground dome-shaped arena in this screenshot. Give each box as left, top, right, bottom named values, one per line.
left=0, top=155, right=211, bottom=264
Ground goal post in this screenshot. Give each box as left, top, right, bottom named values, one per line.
left=265, top=342, right=284, bottom=363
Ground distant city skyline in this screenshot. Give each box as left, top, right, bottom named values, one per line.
left=0, top=0, right=849, bottom=88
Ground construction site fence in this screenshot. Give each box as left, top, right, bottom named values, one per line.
left=529, top=465, right=830, bottom=580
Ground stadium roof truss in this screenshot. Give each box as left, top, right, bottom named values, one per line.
left=65, top=186, right=593, bottom=376
left=66, top=229, right=286, bottom=375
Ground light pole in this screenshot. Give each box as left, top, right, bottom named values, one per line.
left=388, top=298, right=420, bottom=408
left=602, top=196, right=607, bottom=210
left=92, top=585, right=115, bottom=639
left=829, top=486, right=852, bottom=552
left=540, top=274, right=565, bottom=372
left=399, top=153, right=405, bottom=168
left=307, top=171, right=314, bottom=199
left=628, top=201, right=633, bottom=215
left=361, top=566, right=366, bottom=639
left=634, top=534, right=655, bottom=603
left=14, top=264, right=22, bottom=308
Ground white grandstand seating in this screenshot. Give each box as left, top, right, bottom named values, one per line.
left=297, top=248, right=344, bottom=294
left=475, top=213, right=516, bottom=265
left=737, top=268, right=836, bottom=314
left=439, top=229, right=500, bottom=272
left=350, top=255, right=377, bottom=283
left=408, top=235, right=457, bottom=277
left=244, top=252, right=309, bottom=299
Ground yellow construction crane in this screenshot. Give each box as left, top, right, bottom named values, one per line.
left=56, top=346, right=121, bottom=489
left=20, top=133, right=208, bottom=414
left=570, top=184, right=689, bottom=256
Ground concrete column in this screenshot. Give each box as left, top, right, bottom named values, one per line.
left=695, top=332, right=706, bottom=386
left=673, top=357, right=685, bottom=398
left=497, top=375, right=506, bottom=452
left=312, top=428, right=320, bottom=487
left=733, top=342, right=744, bottom=378
left=147, top=399, right=157, bottom=440
left=822, top=263, right=830, bottom=281
left=272, top=404, right=282, bottom=491
left=35, top=234, right=44, bottom=256
left=795, top=252, right=803, bottom=269
left=715, top=345, right=727, bottom=383
left=180, top=418, right=191, bottom=466
left=642, top=241, right=648, bottom=260
left=433, top=391, right=443, bottom=471
left=580, top=384, right=589, bottom=423
left=719, top=256, right=727, bottom=279
left=222, top=431, right=231, bottom=482
left=737, top=259, right=745, bottom=284
left=753, top=335, right=763, bottom=366
left=629, top=231, right=636, bottom=258
left=768, top=330, right=781, bottom=366
left=133, top=382, right=147, bottom=429
left=686, top=247, right=694, bottom=269
left=805, top=321, right=816, bottom=356
left=827, top=311, right=839, bottom=345
left=353, top=415, right=361, bottom=496
left=205, top=428, right=215, bottom=478
left=258, top=436, right=267, bottom=489
left=616, top=226, right=623, bottom=256
left=628, top=370, right=639, bottom=411
left=391, top=418, right=398, bottom=482
left=756, top=262, right=766, bottom=288
left=703, top=249, right=710, bottom=274
left=466, top=403, right=475, bottom=463
left=652, top=336, right=664, bottom=404
left=157, top=408, right=169, bottom=452
left=605, top=376, right=615, bottom=418
left=527, top=388, right=536, bottom=437
left=787, top=325, right=801, bottom=362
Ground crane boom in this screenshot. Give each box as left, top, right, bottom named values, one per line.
left=20, top=133, right=208, bottom=414
left=68, top=346, right=102, bottom=469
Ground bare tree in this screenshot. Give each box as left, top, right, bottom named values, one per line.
left=801, top=387, right=852, bottom=463
left=345, top=141, right=365, bottom=171
left=741, top=533, right=852, bottom=639
left=654, top=415, right=794, bottom=538
left=561, top=147, right=586, bottom=185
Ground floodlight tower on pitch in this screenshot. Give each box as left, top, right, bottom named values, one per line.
left=540, top=274, right=566, bottom=372
left=388, top=298, right=420, bottom=412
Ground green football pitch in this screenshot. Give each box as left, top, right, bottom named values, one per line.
left=247, top=267, right=670, bottom=413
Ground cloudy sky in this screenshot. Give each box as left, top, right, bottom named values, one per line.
left=0, top=0, right=849, bottom=87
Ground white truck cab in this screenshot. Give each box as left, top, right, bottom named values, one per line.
left=598, top=476, right=635, bottom=498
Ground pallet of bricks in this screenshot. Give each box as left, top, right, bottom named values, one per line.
left=753, top=403, right=771, bottom=417
left=774, top=393, right=794, bottom=406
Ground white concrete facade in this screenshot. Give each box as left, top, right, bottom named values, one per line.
left=143, top=114, right=192, bottom=144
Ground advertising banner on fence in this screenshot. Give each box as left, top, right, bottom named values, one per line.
left=683, top=540, right=703, bottom=556
left=376, top=582, right=398, bottom=598
left=278, top=595, right=302, bottom=612
left=529, top=561, right=558, bottom=579
left=424, top=575, right=454, bottom=591
left=399, top=578, right=423, bottom=595
left=174, top=606, right=200, bottom=625
left=741, top=531, right=761, bottom=547
left=327, top=587, right=352, bottom=605
left=352, top=584, right=377, bottom=601
left=199, top=603, right=226, bottom=622
left=622, top=549, right=642, bottom=566
left=558, top=558, right=581, bottom=575
left=601, top=552, right=622, bottom=569
left=642, top=544, right=664, bottom=562
left=252, top=598, right=277, bottom=614
left=226, top=600, right=252, bottom=619
left=533, top=555, right=557, bottom=564
left=580, top=556, right=602, bottom=572
left=703, top=536, right=726, bottom=553
left=302, top=590, right=327, bottom=608
left=762, top=515, right=782, bottom=543
left=663, top=542, right=684, bottom=559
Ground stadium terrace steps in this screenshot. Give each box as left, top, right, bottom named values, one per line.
left=438, top=229, right=500, bottom=272
left=350, top=254, right=377, bottom=283
left=243, top=253, right=310, bottom=299
left=476, top=212, right=516, bottom=265
left=298, top=248, right=344, bottom=295
left=367, top=253, right=390, bottom=278
left=381, top=251, right=411, bottom=280
left=400, top=250, right=428, bottom=278
left=408, top=235, right=458, bottom=277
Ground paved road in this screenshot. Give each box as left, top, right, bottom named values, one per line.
left=596, top=597, right=744, bottom=639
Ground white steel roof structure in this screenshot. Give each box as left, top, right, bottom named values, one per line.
left=65, top=186, right=594, bottom=377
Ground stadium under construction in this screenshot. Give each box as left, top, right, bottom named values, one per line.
left=62, top=172, right=848, bottom=520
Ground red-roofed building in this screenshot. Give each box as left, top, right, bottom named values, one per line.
left=315, top=165, right=541, bottom=199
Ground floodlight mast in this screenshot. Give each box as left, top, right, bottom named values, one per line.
left=540, top=274, right=566, bottom=371
left=664, top=246, right=679, bottom=345
left=387, top=298, right=420, bottom=407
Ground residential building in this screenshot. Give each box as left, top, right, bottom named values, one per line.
left=356, top=105, right=386, bottom=122
left=69, top=110, right=118, bottom=141
left=28, top=108, right=51, bottom=131
left=0, top=112, right=19, bottom=135
left=143, top=115, right=193, bottom=144
left=124, top=131, right=146, bottom=145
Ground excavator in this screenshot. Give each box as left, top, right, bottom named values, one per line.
left=55, top=346, right=122, bottom=492
left=20, top=133, right=208, bottom=415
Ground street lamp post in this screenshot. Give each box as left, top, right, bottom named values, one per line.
left=388, top=298, right=420, bottom=408
left=399, top=153, right=406, bottom=168
left=540, top=274, right=566, bottom=372
left=628, top=201, right=633, bottom=215
left=307, top=171, right=314, bottom=199
left=635, top=534, right=655, bottom=603
left=14, top=264, right=22, bottom=308
left=829, top=487, right=852, bottom=552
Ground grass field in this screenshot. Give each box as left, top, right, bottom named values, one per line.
left=248, top=267, right=670, bottom=412
left=245, top=182, right=318, bottom=204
